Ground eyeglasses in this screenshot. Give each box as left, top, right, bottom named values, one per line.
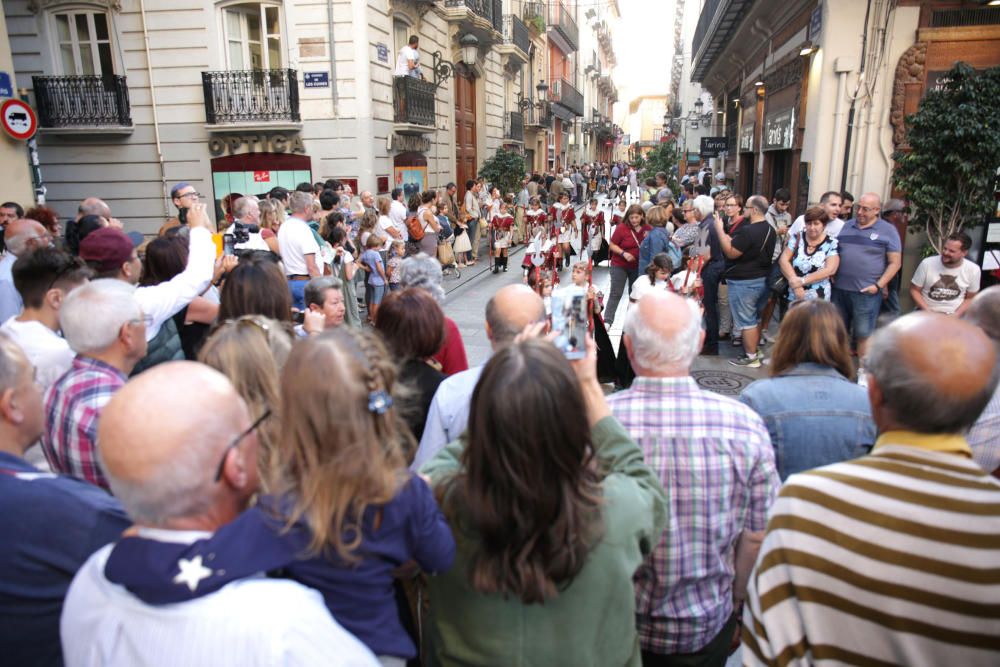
left=857, top=205, right=879, bottom=212
left=177, top=191, right=201, bottom=200
left=214, top=409, right=272, bottom=482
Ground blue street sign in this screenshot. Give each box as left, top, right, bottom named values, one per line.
left=304, top=71, right=330, bottom=88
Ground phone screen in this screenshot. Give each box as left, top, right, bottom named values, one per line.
left=223, top=234, right=236, bottom=256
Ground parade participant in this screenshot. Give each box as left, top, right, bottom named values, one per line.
left=580, top=197, right=606, bottom=263
left=630, top=253, right=674, bottom=303
left=610, top=197, right=627, bottom=227
left=491, top=195, right=515, bottom=274
left=62, top=361, right=380, bottom=667
left=420, top=338, right=668, bottom=667
left=550, top=191, right=577, bottom=270
left=605, top=204, right=651, bottom=328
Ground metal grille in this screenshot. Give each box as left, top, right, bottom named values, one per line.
left=549, top=2, right=579, bottom=51
left=505, top=110, right=524, bottom=141
left=503, top=14, right=531, bottom=54
left=201, top=69, right=300, bottom=124
left=393, top=76, right=436, bottom=126
left=32, top=74, right=132, bottom=127
left=930, top=8, right=1000, bottom=27
left=445, top=0, right=503, bottom=32
left=550, top=78, right=584, bottom=117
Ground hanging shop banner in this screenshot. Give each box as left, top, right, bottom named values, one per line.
left=700, top=136, right=728, bottom=158
left=739, top=124, right=755, bottom=153
left=763, top=108, right=795, bottom=151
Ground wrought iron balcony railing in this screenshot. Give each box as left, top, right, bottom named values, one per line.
left=393, top=76, right=436, bottom=126
left=550, top=78, right=584, bottom=117
left=503, top=14, right=531, bottom=55
left=33, top=74, right=132, bottom=128
left=444, top=0, right=503, bottom=33
left=504, top=110, right=524, bottom=142
left=691, top=0, right=753, bottom=82
left=549, top=2, right=579, bottom=51
left=201, top=68, right=300, bottom=124
left=522, top=1, right=545, bottom=32
left=523, top=104, right=549, bottom=127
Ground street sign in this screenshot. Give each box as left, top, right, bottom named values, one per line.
left=303, top=72, right=329, bottom=88
left=700, top=136, right=728, bottom=157
left=376, top=43, right=389, bottom=63
left=1, top=99, right=37, bottom=141
left=808, top=7, right=822, bottom=41
left=0, top=72, right=13, bottom=98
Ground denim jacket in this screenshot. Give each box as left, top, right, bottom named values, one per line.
left=739, top=363, right=876, bottom=480
left=638, top=227, right=681, bottom=275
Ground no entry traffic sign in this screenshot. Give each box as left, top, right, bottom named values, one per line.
left=1, top=99, right=38, bottom=141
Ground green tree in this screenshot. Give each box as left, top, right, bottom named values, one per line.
left=893, top=62, right=1000, bottom=253
left=479, top=148, right=526, bottom=196
left=637, top=138, right=681, bottom=197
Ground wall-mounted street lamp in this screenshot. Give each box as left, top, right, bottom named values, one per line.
left=430, top=33, right=480, bottom=89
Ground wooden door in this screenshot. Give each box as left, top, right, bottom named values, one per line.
left=455, top=72, right=477, bottom=195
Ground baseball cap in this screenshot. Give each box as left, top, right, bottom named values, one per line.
left=80, top=227, right=142, bottom=273
left=170, top=182, right=193, bottom=198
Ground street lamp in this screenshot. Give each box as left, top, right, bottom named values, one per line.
left=459, top=33, right=479, bottom=66
left=536, top=80, right=548, bottom=103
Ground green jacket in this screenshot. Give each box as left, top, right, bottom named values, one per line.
left=420, top=417, right=668, bottom=667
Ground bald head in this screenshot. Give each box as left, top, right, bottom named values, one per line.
left=485, top=284, right=546, bottom=349
left=99, top=362, right=257, bottom=526
left=5, top=219, right=49, bottom=256
left=867, top=312, right=998, bottom=434
left=624, top=291, right=703, bottom=375
left=965, top=286, right=1000, bottom=342
left=79, top=197, right=111, bottom=219
left=856, top=192, right=882, bottom=224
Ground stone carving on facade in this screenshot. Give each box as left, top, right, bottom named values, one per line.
left=28, top=0, right=121, bottom=13
left=890, top=41, right=928, bottom=151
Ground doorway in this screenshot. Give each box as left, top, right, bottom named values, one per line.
left=454, top=70, right=477, bottom=195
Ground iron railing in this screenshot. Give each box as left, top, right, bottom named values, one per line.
left=504, top=110, right=524, bottom=141
left=393, top=76, right=435, bottom=126
left=522, top=1, right=545, bottom=31
left=32, top=74, right=132, bottom=127
left=549, top=2, right=579, bottom=51
left=691, top=0, right=753, bottom=82
left=503, top=14, right=531, bottom=55
left=523, top=104, right=548, bottom=127
left=202, top=69, right=300, bottom=124
left=550, top=78, right=584, bottom=117
left=444, top=0, right=503, bottom=33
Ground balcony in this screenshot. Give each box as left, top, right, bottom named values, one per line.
left=504, top=110, right=524, bottom=142
left=202, top=69, right=300, bottom=129
left=497, top=15, right=531, bottom=67
left=443, top=0, right=503, bottom=36
left=548, top=2, right=579, bottom=52
left=33, top=74, right=132, bottom=133
left=393, top=76, right=436, bottom=133
left=691, top=0, right=755, bottom=83
left=522, top=2, right=546, bottom=35
left=523, top=104, right=549, bottom=128
left=549, top=78, right=584, bottom=118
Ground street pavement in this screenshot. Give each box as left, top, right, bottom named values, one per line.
left=441, top=196, right=772, bottom=398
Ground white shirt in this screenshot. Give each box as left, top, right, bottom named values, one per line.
left=377, top=215, right=395, bottom=251
left=412, top=364, right=485, bottom=471
left=394, top=45, right=420, bottom=77
left=0, top=317, right=74, bottom=388
left=389, top=200, right=409, bottom=241
left=788, top=215, right=845, bottom=239
left=630, top=275, right=670, bottom=302
left=135, top=227, right=215, bottom=341
left=910, top=255, right=981, bottom=314
left=62, top=537, right=379, bottom=667
left=277, top=216, right=321, bottom=276
left=0, top=252, right=23, bottom=323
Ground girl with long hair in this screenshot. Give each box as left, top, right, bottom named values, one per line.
left=420, top=338, right=667, bottom=666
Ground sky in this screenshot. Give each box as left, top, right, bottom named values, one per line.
left=611, top=0, right=674, bottom=106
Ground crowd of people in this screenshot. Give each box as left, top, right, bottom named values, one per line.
left=0, top=159, right=998, bottom=667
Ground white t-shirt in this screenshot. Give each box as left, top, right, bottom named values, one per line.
left=910, top=256, right=981, bottom=314
left=389, top=200, right=409, bottom=241
left=394, top=45, right=420, bottom=77
left=788, top=215, right=845, bottom=239
left=0, top=316, right=74, bottom=388
left=276, top=217, right=321, bottom=276
left=630, top=275, right=670, bottom=302
left=377, top=215, right=396, bottom=251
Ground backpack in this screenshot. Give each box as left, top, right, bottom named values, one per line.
left=406, top=213, right=425, bottom=241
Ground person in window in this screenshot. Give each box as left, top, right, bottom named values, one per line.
left=394, top=35, right=423, bottom=79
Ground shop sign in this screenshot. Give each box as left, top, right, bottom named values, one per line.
left=388, top=134, right=431, bottom=153
left=739, top=124, right=755, bottom=153
left=700, top=136, right=728, bottom=157
left=763, top=109, right=795, bottom=151
left=253, top=171, right=270, bottom=182
left=208, top=134, right=306, bottom=156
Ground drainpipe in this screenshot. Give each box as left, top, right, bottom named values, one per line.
left=138, top=0, right=169, bottom=218
left=830, top=57, right=854, bottom=191
left=327, top=0, right=339, bottom=116
left=351, top=0, right=374, bottom=190
left=841, top=0, right=873, bottom=194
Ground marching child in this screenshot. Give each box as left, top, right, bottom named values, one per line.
left=491, top=195, right=515, bottom=274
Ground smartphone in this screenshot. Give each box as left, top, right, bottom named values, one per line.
left=223, top=233, right=236, bottom=256
left=551, top=286, right=589, bottom=360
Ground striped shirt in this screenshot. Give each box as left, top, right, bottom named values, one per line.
left=743, top=431, right=1000, bottom=666
left=608, top=376, right=779, bottom=655
left=42, top=355, right=126, bottom=490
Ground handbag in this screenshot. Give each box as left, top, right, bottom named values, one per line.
left=437, top=239, right=455, bottom=266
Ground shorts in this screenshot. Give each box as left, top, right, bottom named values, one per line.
left=727, top=277, right=769, bottom=331
left=832, top=288, right=881, bottom=340
left=366, top=283, right=386, bottom=306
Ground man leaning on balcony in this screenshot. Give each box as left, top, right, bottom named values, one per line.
left=395, top=36, right=424, bottom=79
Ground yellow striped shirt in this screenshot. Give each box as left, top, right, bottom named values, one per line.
left=742, top=434, right=1000, bottom=666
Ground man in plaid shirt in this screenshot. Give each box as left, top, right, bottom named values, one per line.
left=608, top=291, right=779, bottom=666
left=43, top=280, right=148, bottom=490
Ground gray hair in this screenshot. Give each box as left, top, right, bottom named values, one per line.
left=231, top=196, right=257, bottom=219
left=288, top=190, right=314, bottom=215
left=866, top=325, right=999, bottom=433
left=78, top=198, right=111, bottom=218
left=304, top=275, right=343, bottom=308
left=0, top=332, right=28, bottom=393
left=624, top=295, right=703, bottom=372
left=60, top=279, right=141, bottom=354
left=691, top=195, right=715, bottom=221
left=965, top=286, right=1000, bottom=342
left=5, top=221, right=43, bottom=256
left=399, top=253, right=445, bottom=304
left=746, top=195, right=769, bottom=216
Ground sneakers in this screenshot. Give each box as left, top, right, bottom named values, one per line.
left=729, top=352, right=762, bottom=369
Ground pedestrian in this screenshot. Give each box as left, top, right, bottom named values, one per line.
left=778, top=205, right=840, bottom=303
left=398, top=254, right=468, bottom=377
left=360, top=234, right=387, bottom=324
left=462, top=180, right=482, bottom=264
left=909, top=230, right=980, bottom=315
left=278, top=192, right=324, bottom=310
left=605, top=204, right=650, bottom=327
left=965, top=286, right=1000, bottom=474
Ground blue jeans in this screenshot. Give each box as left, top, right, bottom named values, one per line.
left=288, top=279, right=307, bottom=311
left=832, top=288, right=882, bottom=340
left=727, top=277, right=769, bottom=331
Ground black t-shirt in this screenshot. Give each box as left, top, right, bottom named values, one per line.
left=725, top=220, right=775, bottom=280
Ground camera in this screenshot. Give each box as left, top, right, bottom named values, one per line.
left=230, top=220, right=259, bottom=245
left=551, top=286, right=589, bottom=360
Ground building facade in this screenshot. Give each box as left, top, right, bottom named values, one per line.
left=3, top=0, right=558, bottom=232
left=0, top=9, right=35, bottom=207
left=623, top=94, right=669, bottom=161
left=577, top=0, right=620, bottom=165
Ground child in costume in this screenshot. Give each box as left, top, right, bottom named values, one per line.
left=491, top=195, right=515, bottom=274
left=549, top=191, right=577, bottom=270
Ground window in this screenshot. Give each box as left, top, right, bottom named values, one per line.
left=54, top=11, right=114, bottom=75
left=223, top=3, right=282, bottom=70
left=393, top=20, right=409, bottom=63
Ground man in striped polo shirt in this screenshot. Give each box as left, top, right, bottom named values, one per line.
left=743, top=312, right=1000, bottom=666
